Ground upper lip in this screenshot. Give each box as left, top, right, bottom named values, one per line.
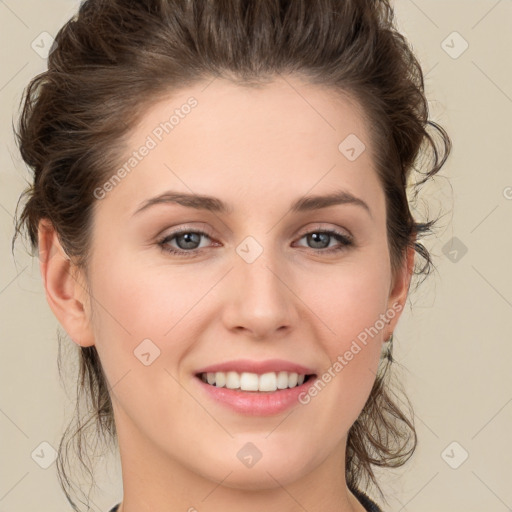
left=195, top=359, right=317, bottom=376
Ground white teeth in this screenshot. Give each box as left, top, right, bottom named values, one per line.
left=200, top=370, right=310, bottom=391
left=215, top=372, right=226, bottom=387
left=226, top=371, right=240, bottom=389
left=240, top=372, right=259, bottom=391
left=276, top=371, right=289, bottom=389
left=259, top=372, right=277, bottom=392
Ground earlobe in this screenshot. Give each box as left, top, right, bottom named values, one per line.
left=38, top=219, right=95, bottom=347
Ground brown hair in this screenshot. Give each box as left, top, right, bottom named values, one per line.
left=13, top=0, right=451, bottom=509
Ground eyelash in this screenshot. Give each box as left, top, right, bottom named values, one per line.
left=157, top=227, right=354, bottom=258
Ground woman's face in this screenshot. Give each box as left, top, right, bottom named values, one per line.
left=56, top=76, right=411, bottom=494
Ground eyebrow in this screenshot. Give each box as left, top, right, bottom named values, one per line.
left=132, top=189, right=372, bottom=218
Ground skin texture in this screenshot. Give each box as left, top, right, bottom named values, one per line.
left=38, top=76, right=414, bottom=512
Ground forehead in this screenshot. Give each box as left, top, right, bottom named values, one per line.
left=98, top=76, right=383, bottom=220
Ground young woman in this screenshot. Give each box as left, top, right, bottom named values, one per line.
left=13, top=1, right=451, bottom=511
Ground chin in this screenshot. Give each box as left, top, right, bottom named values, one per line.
left=198, top=452, right=313, bottom=491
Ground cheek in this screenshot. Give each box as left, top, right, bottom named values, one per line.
left=303, top=258, right=390, bottom=389
left=296, top=272, right=389, bottom=436
left=87, top=255, right=197, bottom=424
left=90, top=250, right=203, bottom=340
left=85, top=247, right=197, bottom=394
left=305, top=257, right=391, bottom=338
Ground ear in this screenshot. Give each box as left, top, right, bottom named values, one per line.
left=38, top=219, right=95, bottom=347
left=384, top=244, right=415, bottom=339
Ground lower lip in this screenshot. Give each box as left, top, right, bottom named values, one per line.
left=194, top=375, right=318, bottom=416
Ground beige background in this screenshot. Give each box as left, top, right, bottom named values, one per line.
left=1, top=1, right=511, bottom=511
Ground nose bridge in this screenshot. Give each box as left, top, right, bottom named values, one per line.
left=222, top=237, right=297, bottom=337
left=239, top=248, right=282, bottom=298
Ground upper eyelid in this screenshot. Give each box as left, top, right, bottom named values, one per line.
left=160, top=223, right=214, bottom=237
left=298, top=223, right=352, bottom=237
left=160, top=223, right=350, bottom=236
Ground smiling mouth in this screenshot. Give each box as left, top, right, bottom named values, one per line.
left=195, top=371, right=316, bottom=393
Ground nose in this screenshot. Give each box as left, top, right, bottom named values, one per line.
left=220, top=251, right=299, bottom=339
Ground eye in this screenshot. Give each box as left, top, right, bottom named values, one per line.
left=157, top=228, right=216, bottom=258
left=294, top=229, right=354, bottom=254
left=157, top=226, right=354, bottom=258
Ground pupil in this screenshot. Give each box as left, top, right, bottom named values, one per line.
left=309, top=232, right=329, bottom=248
left=177, top=232, right=200, bottom=249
